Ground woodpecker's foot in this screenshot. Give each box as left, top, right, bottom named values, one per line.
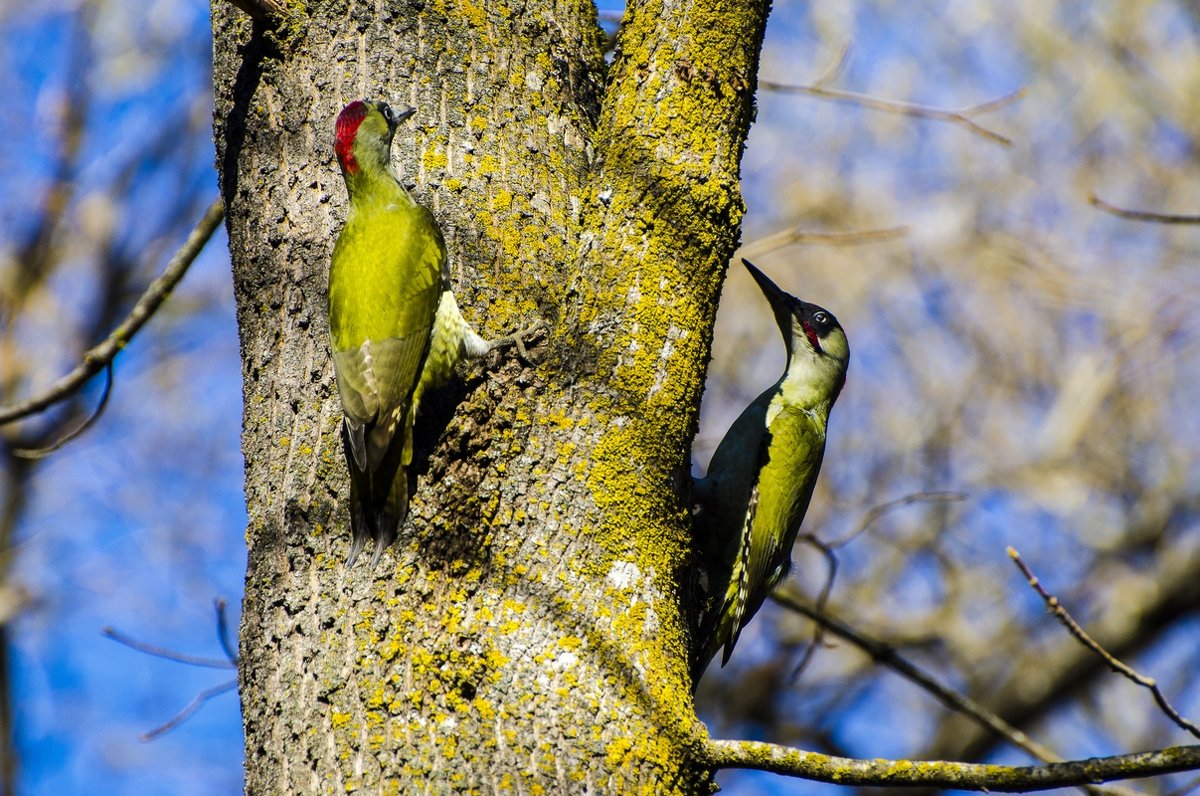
left=488, top=319, right=546, bottom=363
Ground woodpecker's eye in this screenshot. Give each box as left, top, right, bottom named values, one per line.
left=381, top=105, right=395, bottom=123
left=813, top=311, right=830, bottom=325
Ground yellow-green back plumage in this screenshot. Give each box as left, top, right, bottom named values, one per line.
left=692, top=260, right=849, bottom=683
left=329, top=99, right=443, bottom=567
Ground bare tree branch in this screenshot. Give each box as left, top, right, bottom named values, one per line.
left=808, top=40, right=853, bottom=90
left=0, top=198, right=224, bottom=427
left=9, top=363, right=113, bottom=459
left=827, top=491, right=967, bottom=548
left=738, top=224, right=909, bottom=260
left=760, top=79, right=1024, bottom=146
left=703, top=738, right=1200, bottom=791
left=787, top=537, right=839, bottom=682
left=759, top=42, right=1023, bottom=147
left=1009, top=547, right=1200, bottom=740
left=772, top=593, right=1064, bottom=764
left=101, top=626, right=236, bottom=670
left=1088, top=193, right=1200, bottom=225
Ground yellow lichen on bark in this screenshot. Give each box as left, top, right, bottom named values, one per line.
left=219, top=0, right=770, bottom=790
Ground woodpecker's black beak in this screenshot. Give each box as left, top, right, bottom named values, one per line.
left=741, top=259, right=789, bottom=310
left=742, top=258, right=797, bottom=316
left=375, top=101, right=417, bottom=134
left=742, top=259, right=799, bottom=352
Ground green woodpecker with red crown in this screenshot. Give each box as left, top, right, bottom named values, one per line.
left=329, top=99, right=534, bottom=568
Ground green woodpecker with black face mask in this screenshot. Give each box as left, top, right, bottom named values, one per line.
left=692, top=258, right=849, bottom=683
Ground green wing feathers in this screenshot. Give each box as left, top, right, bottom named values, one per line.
left=334, top=335, right=429, bottom=470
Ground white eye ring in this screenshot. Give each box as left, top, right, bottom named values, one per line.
left=813, top=311, right=830, bottom=325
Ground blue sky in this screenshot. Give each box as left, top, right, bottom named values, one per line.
left=3, top=2, right=245, bottom=792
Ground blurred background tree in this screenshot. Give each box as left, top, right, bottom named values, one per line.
left=696, top=4, right=1200, bottom=793
left=0, top=0, right=244, bottom=793
left=0, top=0, right=1197, bottom=793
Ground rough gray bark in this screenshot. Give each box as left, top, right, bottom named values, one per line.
left=212, top=0, right=767, bottom=791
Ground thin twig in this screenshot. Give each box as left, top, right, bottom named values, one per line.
left=760, top=44, right=1024, bottom=148
left=101, top=626, right=236, bottom=670
left=787, top=537, right=838, bottom=682
left=738, top=225, right=909, bottom=261
left=703, top=738, right=1200, bottom=791
left=1088, top=193, right=1200, bottom=225
left=140, top=679, right=238, bottom=742
left=761, top=80, right=1024, bottom=147
left=0, top=198, right=224, bottom=426
left=214, top=598, right=238, bottom=665
left=809, top=41, right=853, bottom=90
left=1008, top=547, right=1200, bottom=740
left=772, top=593, right=1065, bottom=765
left=827, top=490, right=966, bottom=548
left=9, top=362, right=113, bottom=458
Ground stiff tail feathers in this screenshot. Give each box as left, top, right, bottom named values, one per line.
left=689, top=480, right=760, bottom=687
left=343, top=421, right=410, bottom=569
left=368, top=468, right=407, bottom=569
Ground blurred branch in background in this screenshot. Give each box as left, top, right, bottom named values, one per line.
left=759, top=41, right=1024, bottom=147
left=1088, top=194, right=1200, bottom=225
left=738, top=224, right=909, bottom=262
left=1009, top=547, right=1200, bottom=740
left=0, top=198, right=223, bottom=430
left=7, top=363, right=112, bottom=459
left=787, top=493, right=967, bottom=686
left=826, top=491, right=966, bottom=548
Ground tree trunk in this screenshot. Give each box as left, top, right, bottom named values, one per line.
left=212, top=0, right=767, bottom=790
